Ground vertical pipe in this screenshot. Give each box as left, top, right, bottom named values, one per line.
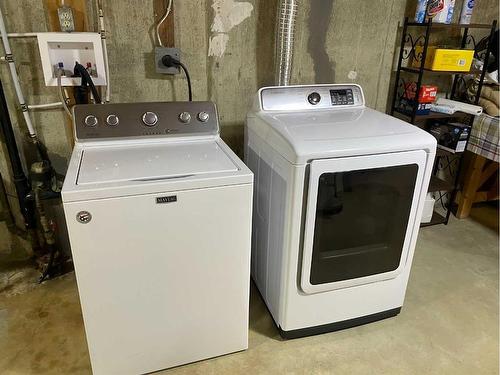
left=0, top=6, right=37, bottom=137
left=0, top=78, right=35, bottom=230
left=0, top=172, right=15, bottom=229
left=275, top=0, right=298, bottom=86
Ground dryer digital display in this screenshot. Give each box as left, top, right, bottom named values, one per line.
left=330, top=89, right=354, bottom=105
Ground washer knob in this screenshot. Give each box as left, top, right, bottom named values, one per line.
left=142, top=112, right=158, bottom=127
left=106, top=114, right=119, bottom=126
left=84, top=115, right=98, bottom=127
left=197, top=111, right=210, bottom=123
left=179, top=111, right=191, bottom=124
left=308, top=92, right=321, bottom=105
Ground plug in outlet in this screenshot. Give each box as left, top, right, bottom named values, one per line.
left=155, top=47, right=180, bottom=75
left=57, top=6, right=75, bottom=32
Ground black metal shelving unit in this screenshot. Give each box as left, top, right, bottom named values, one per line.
left=390, top=17, right=497, bottom=226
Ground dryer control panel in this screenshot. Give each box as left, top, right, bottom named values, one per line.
left=260, top=84, right=365, bottom=111
left=74, top=101, right=219, bottom=141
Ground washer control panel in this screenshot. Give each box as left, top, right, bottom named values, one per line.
left=260, top=84, right=364, bottom=111
left=74, top=101, right=219, bottom=141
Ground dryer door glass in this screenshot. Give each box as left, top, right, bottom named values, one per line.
left=309, top=164, right=418, bottom=285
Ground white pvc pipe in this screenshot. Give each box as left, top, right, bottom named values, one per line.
left=97, top=0, right=110, bottom=102
left=7, top=32, right=37, bottom=38
left=0, top=7, right=37, bottom=137
left=28, top=102, right=63, bottom=110
left=56, top=69, right=72, bottom=117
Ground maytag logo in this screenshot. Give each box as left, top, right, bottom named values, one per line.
left=156, top=195, right=177, bottom=204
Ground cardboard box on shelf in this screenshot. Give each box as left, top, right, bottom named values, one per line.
left=399, top=98, right=432, bottom=115
left=404, top=82, right=438, bottom=103
left=413, top=47, right=474, bottom=72
left=429, top=121, right=471, bottom=153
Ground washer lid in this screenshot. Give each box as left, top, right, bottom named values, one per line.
left=77, top=141, right=238, bottom=185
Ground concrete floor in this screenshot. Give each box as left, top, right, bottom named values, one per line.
left=0, top=207, right=498, bottom=374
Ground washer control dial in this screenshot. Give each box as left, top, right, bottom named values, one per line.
left=84, top=115, right=98, bottom=127
left=197, top=111, right=209, bottom=123
left=179, top=111, right=191, bottom=124
left=106, top=114, right=119, bottom=126
left=307, top=92, right=321, bottom=105
left=142, top=112, right=158, bottom=127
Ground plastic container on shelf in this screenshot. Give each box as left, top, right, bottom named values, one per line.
left=427, top=0, right=455, bottom=24
left=415, top=0, right=428, bottom=23
left=421, top=193, right=435, bottom=223
left=459, top=0, right=475, bottom=24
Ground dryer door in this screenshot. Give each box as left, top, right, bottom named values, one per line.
left=300, top=150, right=427, bottom=294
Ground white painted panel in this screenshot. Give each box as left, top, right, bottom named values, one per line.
left=64, top=184, right=252, bottom=375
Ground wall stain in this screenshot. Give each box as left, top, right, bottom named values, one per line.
left=208, top=0, right=254, bottom=58
left=307, top=0, right=335, bottom=83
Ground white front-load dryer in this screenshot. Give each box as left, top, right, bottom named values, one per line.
left=245, top=84, right=436, bottom=338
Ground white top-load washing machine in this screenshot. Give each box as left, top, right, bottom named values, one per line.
left=245, top=84, right=436, bottom=339
left=62, top=101, right=253, bottom=374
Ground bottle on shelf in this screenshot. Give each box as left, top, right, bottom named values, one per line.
left=459, top=0, right=475, bottom=24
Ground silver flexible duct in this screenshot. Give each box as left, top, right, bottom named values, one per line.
left=275, top=0, right=298, bottom=86
left=96, top=0, right=110, bottom=102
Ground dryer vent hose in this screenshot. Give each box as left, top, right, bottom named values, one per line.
left=275, top=0, right=298, bottom=86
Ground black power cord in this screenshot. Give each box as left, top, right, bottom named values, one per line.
left=161, top=55, right=192, bottom=101
left=73, top=62, right=102, bottom=104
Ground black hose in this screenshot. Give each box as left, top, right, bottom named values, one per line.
left=0, top=78, right=36, bottom=229
left=74, top=62, right=102, bottom=103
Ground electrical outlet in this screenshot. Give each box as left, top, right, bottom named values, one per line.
left=155, top=47, right=181, bottom=75
left=57, top=6, right=75, bottom=32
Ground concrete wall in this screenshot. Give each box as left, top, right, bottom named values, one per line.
left=292, top=0, right=408, bottom=111
left=0, top=0, right=498, bottom=253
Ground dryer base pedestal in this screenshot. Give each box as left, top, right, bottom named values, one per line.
left=278, top=307, right=402, bottom=339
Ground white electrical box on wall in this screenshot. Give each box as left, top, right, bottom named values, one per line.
left=37, top=32, right=106, bottom=87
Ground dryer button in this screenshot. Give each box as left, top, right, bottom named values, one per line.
left=308, top=92, right=321, bottom=105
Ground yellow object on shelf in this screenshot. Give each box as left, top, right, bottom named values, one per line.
left=413, top=47, right=474, bottom=72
